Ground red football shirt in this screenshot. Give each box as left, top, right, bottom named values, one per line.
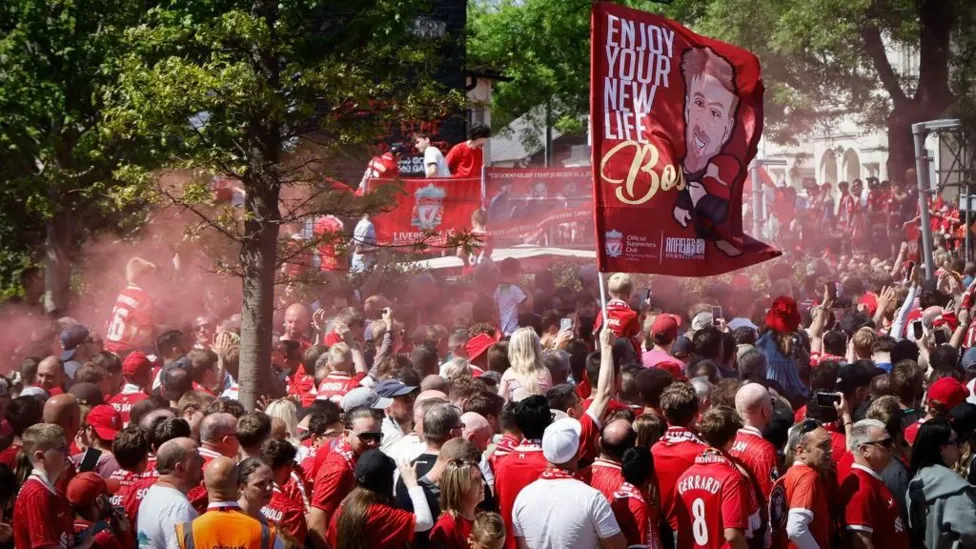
left=594, top=299, right=642, bottom=352
left=326, top=503, right=414, bottom=548
left=73, top=518, right=132, bottom=549
left=445, top=142, right=483, bottom=178
left=904, top=420, right=924, bottom=446
left=429, top=513, right=474, bottom=549
left=674, top=451, right=752, bottom=549
left=262, top=482, right=308, bottom=544
left=315, top=372, right=367, bottom=404
left=108, top=384, right=149, bottom=427
left=13, top=473, right=74, bottom=549
left=104, top=284, right=153, bottom=353
left=651, top=427, right=707, bottom=536
left=0, top=442, right=22, bottom=468
left=120, top=476, right=156, bottom=525
left=841, top=464, right=909, bottom=549
left=580, top=458, right=625, bottom=501
left=611, top=482, right=661, bottom=549
left=494, top=439, right=548, bottom=549
left=311, top=442, right=357, bottom=520
left=488, top=433, right=520, bottom=472
left=728, top=426, right=779, bottom=500
left=769, top=463, right=832, bottom=549
left=108, top=468, right=142, bottom=508
left=286, top=362, right=316, bottom=408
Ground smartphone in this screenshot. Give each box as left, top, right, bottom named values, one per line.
left=815, top=392, right=841, bottom=408
left=643, top=288, right=652, bottom=304
left=912, top=320, right=924, bottom=340
left=935, top=329, right=948, bottom=345
left=711, top=306, right=722, bottom=325
left=560, top=317, right=573, bottom=333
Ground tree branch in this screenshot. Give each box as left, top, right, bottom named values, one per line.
left=859, top=23, right=908, bottom=106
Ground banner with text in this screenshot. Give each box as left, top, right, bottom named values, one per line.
left=369, top=177, right=482, bottom=248
left=484, top=167, right=592, bottom=244
left=591, top=2, right=779, bottom=276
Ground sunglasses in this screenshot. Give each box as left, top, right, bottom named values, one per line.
left=351, top=431, right=383, bottom=444
left=862, top=437, right=894, bottom=449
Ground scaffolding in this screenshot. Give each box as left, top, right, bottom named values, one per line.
left=912, top=119, right=975, bottom=276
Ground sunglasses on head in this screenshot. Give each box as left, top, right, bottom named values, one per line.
left=797, top=419, right=820, bottom=435
left=862, top=437, right=893, bottom=449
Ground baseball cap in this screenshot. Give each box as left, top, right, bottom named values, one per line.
left=950, top=403, right=976, bottom=437
left=465, top=333, right=495, bottom=362
left=836, top=363, right=875, bottom=395
left=961, top=348, right=976, bottom=371
left=927, top=377, right=970, bottom=410
left=542, top=417, right=582, bottom=464
left=68, top=382, right=104, bottom=406
left=86, top=405, right=123, bottom=441
left=20, top=386, right=49, bottom=399
left=671, top=336, right=693, bottom=359
left=374, top=379, right=417, bottom=398
left=60, top=324, right=91, bottom=361
left=66, top=472, right=119, bottom=507
left=354, top=449, right=396, bottom=492
left=122, top=351, right=152, bottom=378
left=340, top=387, right=392, bottom=413
left=651, top=314, right=680, bottom=341
left=691, top=312, right=713, bottom=332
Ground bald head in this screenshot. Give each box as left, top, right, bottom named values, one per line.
left=461, top=412, right=492, bottom=452
left=735, top=383, right=772, bottom=429
left=599, top=419, right=637, bottom=461
left=204, top=456, right=239, bottom=501
left=200, top=412, right=237, bottom=443
left=43, top=394, right=80, bottom=440
left=37, top=356, right=66, bottom=390
left=417, top=389, right=448, bottom=404
left=284, top=303, right=310, bottom=340
left=156, top=437, right=202, bottom=490
left=421, top=375, right=450, bottom=393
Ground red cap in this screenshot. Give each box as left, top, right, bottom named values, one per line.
left=656, top=360, right=687, bottom=381
left=86, top=405, right=122, bottom=441
left=765, top=296, right=801, bottom=333
left=66, top=472, right=118, bottom=507
left=122, top=351, right=152, bottom=378
left=465, top=333, right=495, bottom=362
left=859, top=292, right=879, bottom=317
left=650, top=314, right=680, bottom=340
left=928, top=377, right=970, bottom=410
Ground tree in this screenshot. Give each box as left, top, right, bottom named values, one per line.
left=0, top=0, right=151, bottom=311
left=105, top=0, right=460, bottom=410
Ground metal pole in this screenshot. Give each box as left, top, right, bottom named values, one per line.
left=913, top=123, right=936, bottom=281
left=544, top=102, right=553, bottom=168
left=751, top=162, right=763, bottom=237
left=965, top=182, right=971, bottom=263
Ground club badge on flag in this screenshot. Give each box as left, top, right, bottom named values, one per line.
left=591, top=2, right=779, bottom=276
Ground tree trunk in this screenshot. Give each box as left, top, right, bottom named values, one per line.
left=886, top=113, right=917, bottom=186
left=44, top=203, right=73, bottom=316
left=237, top=179, right=281, bottom=411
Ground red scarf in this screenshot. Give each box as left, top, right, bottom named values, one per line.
left=540, top=468, right=576, bottom=481
left=661, top=426, right=703, bottom=445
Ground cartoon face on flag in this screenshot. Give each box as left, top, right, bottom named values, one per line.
left=591, top=2, right=779, bottom=276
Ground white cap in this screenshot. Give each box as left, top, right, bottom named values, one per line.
left=691, top=312, right=713, bottom=332
left=542, top=417, right=582, bottom=464
left=20, top=386, right=49, bottom=399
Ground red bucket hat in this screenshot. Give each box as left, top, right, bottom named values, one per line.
left=765, top=296, right=801, bottom=333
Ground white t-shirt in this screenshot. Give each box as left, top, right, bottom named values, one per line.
left=968, top=378, right=976, bottom=406
left=513, top=477, right=621, bottom=548
left=424, top=146, right=450, bottom=178
left=137, top=484, right=199, bottom=549
left=494, top=284, right=527, bottom=336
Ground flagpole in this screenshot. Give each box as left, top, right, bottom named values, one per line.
left=597, top=271, right=608, bottom=320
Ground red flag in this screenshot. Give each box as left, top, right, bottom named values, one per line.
left=370, top=177, right=482, bottom=248
left=591, top=2, right=779, bottom=276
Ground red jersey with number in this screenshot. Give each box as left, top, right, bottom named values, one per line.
left=580, top=458, right=625, bottom=501
left=120, top=476, right=156, bottom=525
left=315, top=372, right=366, bottom=404
left=445, top=141, right=483, bottom=178
left=729, top=426, right=779, bottom=500
left=652, top=427, right=707, bottom=535
left=769, top=464, right=832, bottom=549
left=494, top=439, right=548, bottom=549
left=13, top=475, right=74, bottom=549
left=675, top=451, right=752, bottom=549
left=104, top=284, right=153, bottom=353
left=612, top=482, right=662, bottom=549
left=108, top=468, right=142, bottom=507
left=429, top=513, right=474, bottom=549
left=262, top=482, right=308, bottom=544
left=841, top=464, right=908, bottom=549
left=108, top=384, right=149, bottom=426
left=311, top=442, right=357, bottom=520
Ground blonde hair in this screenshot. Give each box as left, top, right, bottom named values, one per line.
left=607, top=273, right=633, bottom=299
left=469, top=512, right=505, bottom=549
left=442, top=358, right=472, bottom=381
left=328, top=343, right=352, bottom=373
left=23, top=424, right=66, bottom=458
left=264, top=398, right=300, bottom=447
left=852, top=327, right=876, bottom=359
left=125, top=257, right=156, bottom=285
left=438, top=459, right=480, bottom=516
left=507, top=328, right=546, bottom=396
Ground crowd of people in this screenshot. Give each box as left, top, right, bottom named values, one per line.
left=2, top=168, right=976, bottom=548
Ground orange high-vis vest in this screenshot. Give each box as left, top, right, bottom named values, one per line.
left=175, top=506, right=277, bottom=549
